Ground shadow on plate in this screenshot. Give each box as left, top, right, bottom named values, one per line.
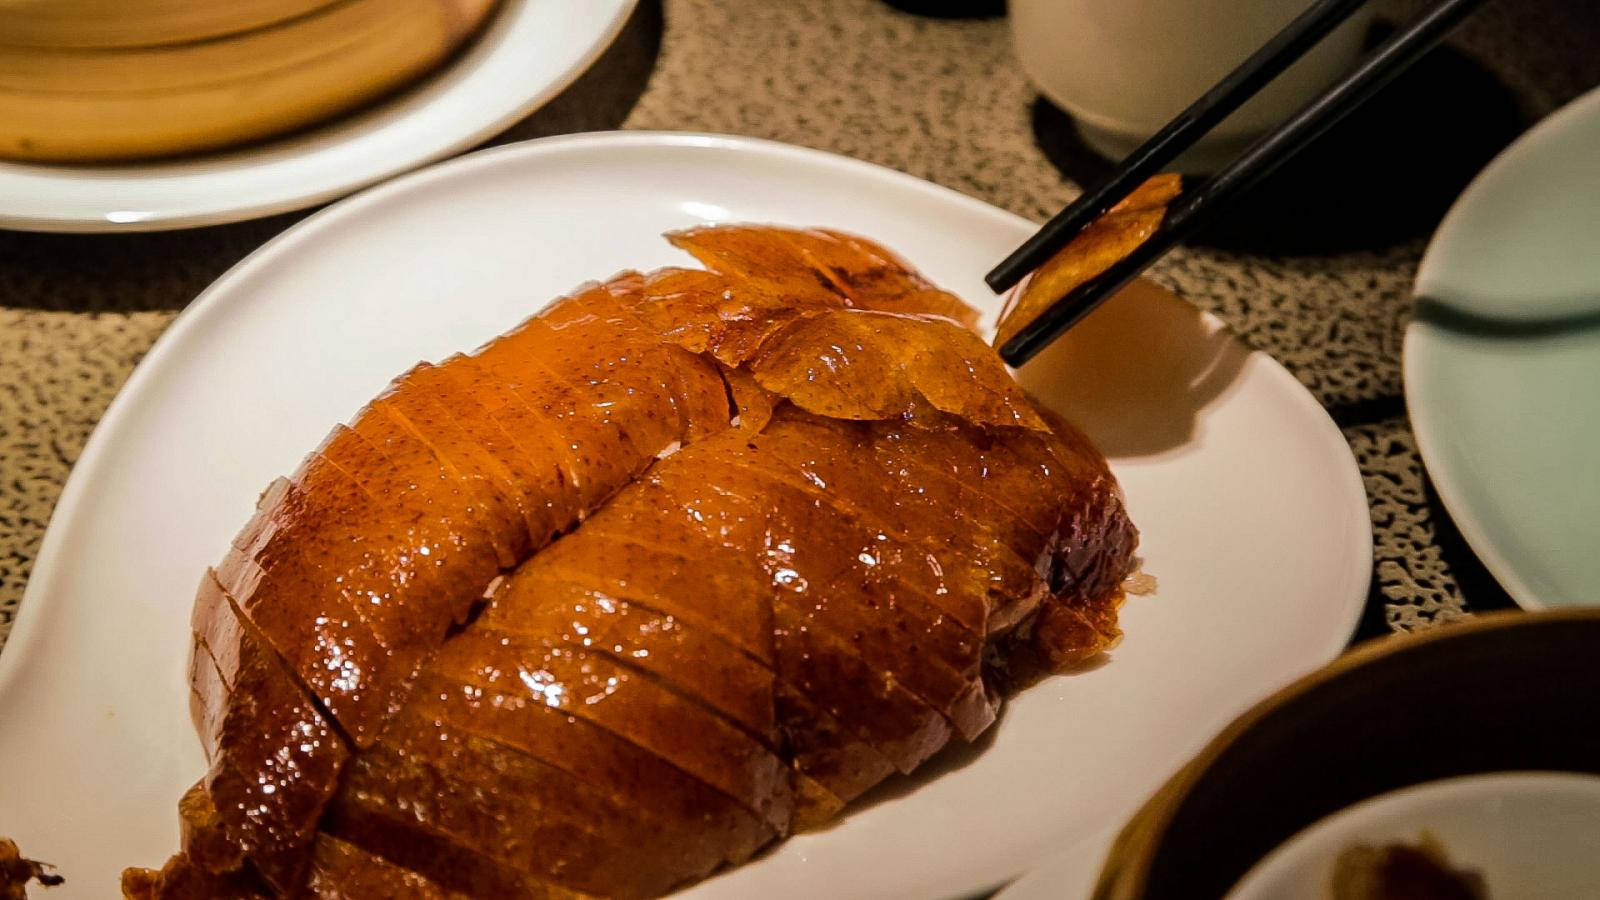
left=1029, top=25, right=1525, bottom=256
left=0, top=0, right=664, bottom=314
left=1013, top=280, right=1248, bottom=460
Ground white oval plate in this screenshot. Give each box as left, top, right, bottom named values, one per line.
left=0, top=132, right=1370, bottom=899
left=0, top=0, right=634, bottom=232
left=1406, top=85, right=1600, bottom=609
left=1228, top=772, right=1600, bottom=899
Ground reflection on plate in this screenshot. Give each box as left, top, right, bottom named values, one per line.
left=1406, top=85, right=1600, bottom=609
left=1228, top=772, right=1600, bottom=900
left=0, top=0, right=635, bottom=232
left=0, top=132, right=1368, bottom=898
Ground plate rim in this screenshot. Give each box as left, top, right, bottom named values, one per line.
left=0, top=130, right=1372, bottom=897
left=0, top=0, right=637, bottom=233
left=1404, top=84, right=1600, bottom=611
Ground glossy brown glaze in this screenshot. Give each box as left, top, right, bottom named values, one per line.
left=137, top=226, right=1135, bottom=898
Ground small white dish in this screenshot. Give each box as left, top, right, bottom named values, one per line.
left=1228, top=772, right=1600, bottom=900
left=1406, top=84, right=1600, bottom=609
left=0, top=132, right=1370, bottom=898
left=0, top=0, right=635, bottom=232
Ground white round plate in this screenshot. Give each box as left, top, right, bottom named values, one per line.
left=0, top=0, right=635, bottom=232
left=1227, top=772, right=1600, bottom=899
left=0, top=132, right=1370, bottom=899
left=1406, top=85, right=1600, bottom=609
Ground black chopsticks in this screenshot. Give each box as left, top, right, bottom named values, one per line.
left=985, top=0, right=1369, bottom=295
left=993, top=0, right=1487, bottom=368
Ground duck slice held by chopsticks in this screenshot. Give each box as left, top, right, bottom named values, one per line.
left=125, top=225, right=1137, bottom=899
left=994, top=173, right=1182, bottom=348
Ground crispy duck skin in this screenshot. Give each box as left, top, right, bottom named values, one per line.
left=128, top=225, right=1135, bottom=898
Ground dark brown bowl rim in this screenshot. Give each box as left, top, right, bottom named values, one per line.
left=1092, top=607, right=1600, bottom=899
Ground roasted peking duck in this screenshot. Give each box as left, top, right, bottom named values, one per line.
left=123, top=225, right=1137, bottom=899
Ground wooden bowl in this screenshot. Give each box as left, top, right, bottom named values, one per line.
left=1094, top=609, right=1600, bottom=899
left=0, top=0, right=500, bottom=162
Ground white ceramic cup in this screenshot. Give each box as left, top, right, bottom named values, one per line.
left=1011, top=0, right=1375, bottom=171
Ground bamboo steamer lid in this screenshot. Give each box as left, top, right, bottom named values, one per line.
left=0, top=0, right=500, bottom=162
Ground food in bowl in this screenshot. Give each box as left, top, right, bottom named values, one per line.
left=1330, top=834, right=1487, bottom=900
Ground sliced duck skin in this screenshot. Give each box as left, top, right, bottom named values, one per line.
left=211, top=548, right=391, bottom=743
left=433, top=624, right=793, bottom=832
left=481, top=570, right=777, bottom=743
left=544, top=281, right=739, bottom=442
left=716, top=446, right=985, bottom=660
left=872, top=419, right=1106, bottom=548
left=322, top=796, right=590, bottom=900
left=367, top=376, right=528, bottom=569
left=340, top=721, right=733, bottom=897
left=744, top=309, right=1048, bottom=431
left=748, top=412, right=1067, bottom=645
left=494, top=511, right=900, bottom=811
left=642, top=436, right=978, bottom=766
left=865, top=427, right=1087, bottom=631
left=177, top=781, right=245, bottom=876
left=360, top=366, right=560, bottom=566
left=401, top=668, right=775, bottom=865
left=503, top=515, right=900, bottom=814
left=401, top=357, right=574, bottom=545
left=531, top=522, right=777, bottom=667
left=557, top=452, right=969, bottom=770
left=563, top=443, right=960, bottom=773
left=812, top=229, right=984, bottom=328
left=662, top=226, right=981, bottom=331
left=773, top=680, right=897, bottom=812
left=622, top=266, right=821, bottom=369
left=380, top=672, right=774, bottom=871
left=191, top=570, right=347, bottom=893
left=743, top=412, right=1036, bottom=628
left=626, top=441, right=991, bottom=738
left=677, top=467, right=994, bottom=739
left=216, top=461, right=394, bottom=735
left=666, top=227, right=852, bottom=309
left=863, top=413, right=1135, bottom=677
left=329, top=417, right=506, bottom=609
left=333, top=736, right=641, bottom=896
left=472, top=285, right=701, bottom=511
left=998, top=499, right=1135, bottom=683
left=226, top=477, right=291, bottom=566
left=305, top=834, right=475, bottom=900
left=461, top=341, right=640, bottom=515
left=188, top=631, right=225, bottom=763
left=224, top=421, right=503, bottom=727
left=313, top=424, right=500, bottom=650
left=433, top=355, right=578, bottom=542
left=390, top=359, right=555, bottom=537
left=870, top=420, right=1134, bottom=640
left=726, top=413, right=985, bottom=624
left=120, top=853, right=268, bottom=900
left=774, top=601, right=954, bottom=774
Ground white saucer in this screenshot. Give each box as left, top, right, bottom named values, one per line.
left=1228, top=772, right=1600, bottom=899
left=1406, top=85, right=1600, bottom=608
